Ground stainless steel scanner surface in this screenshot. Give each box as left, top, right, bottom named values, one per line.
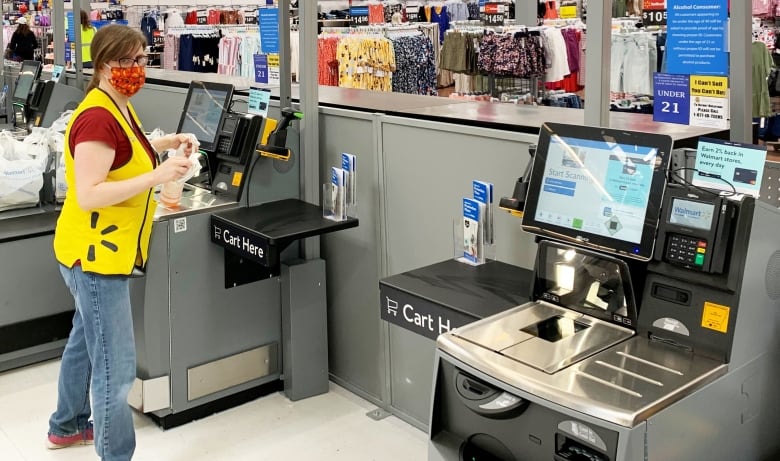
left=440, top=302, right=727, bottom=427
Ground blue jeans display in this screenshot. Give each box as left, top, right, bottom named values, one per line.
left=49, top=264, right=136, bottom=461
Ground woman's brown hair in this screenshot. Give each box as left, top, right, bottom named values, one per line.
left=16, top=23, right=30, bottom=36
left=80, top=10, right=91, bottom=31
left=86, top=25, right=146, bottom=93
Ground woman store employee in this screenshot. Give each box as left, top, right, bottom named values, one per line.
left=47, top=25, right=194, bottom=461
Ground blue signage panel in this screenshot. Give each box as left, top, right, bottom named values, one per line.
left=666, top=0, right=728, bottom=76
left=248, top=88, right=271, bottom=117
left=349, top=6, right=369, bottom=26
left=653, top=73, right=691, bottom=125
left=693, top=138, right=768, bottom=197
left=253, top=54, right=268, bottom=84
left=259, top=8, right=279, bottom=54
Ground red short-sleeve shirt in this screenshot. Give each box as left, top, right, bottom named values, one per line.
left=68, top=107, right=156, bottom=170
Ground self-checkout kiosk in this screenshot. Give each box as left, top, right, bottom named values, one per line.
left=127, top=81, right=355, bottom=428
left=9, top=60, right=41, bottom=128
left=175, top=81, right=264, bottom=202
left=0, top=63, right=85, bottom=372
left=429, top=123, right=780, bottom=461
left=28, top=79, right=84, bottom=129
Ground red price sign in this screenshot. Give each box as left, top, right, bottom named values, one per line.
left=643, top=0, right=665, bottom=10
left=484, top=3, right=504, bottom=14
left=482, top=2, right=505, bottom=26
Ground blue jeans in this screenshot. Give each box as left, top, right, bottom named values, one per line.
left=49, top=264, right=136, bottom=461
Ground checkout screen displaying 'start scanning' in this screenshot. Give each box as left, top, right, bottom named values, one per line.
left=534, top=136, right=659, bottom=245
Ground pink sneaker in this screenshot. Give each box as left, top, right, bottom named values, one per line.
left=46, top=427, right=94, bottom=449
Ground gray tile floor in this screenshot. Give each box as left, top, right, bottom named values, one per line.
left=0, top=360, right=427, bottom=460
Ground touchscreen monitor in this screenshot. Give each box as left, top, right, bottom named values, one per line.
left=176, top=81, right=234, bottom=152
left=13, top=60, right=42, bottom=103
left=522, top=123, right=672, bottom=261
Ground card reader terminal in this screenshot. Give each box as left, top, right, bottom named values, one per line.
left=655, top=185, right=736, bottom=273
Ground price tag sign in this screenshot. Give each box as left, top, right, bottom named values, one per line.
left=642, top=9, right=667, bottom=26
left=349, top=6, right=369, bottom=27
left=560, top=5, right=578, bottom=18
left=248, top=88, right=271, bottom=118
left=152, top=30, right=164, bottom=47
left=653, top=73, right=690, bottom=125
left=482, top=2, right=505, bottom=26
left=643, top=0, right=666, bottom=26
left=253, top=54, right=268, bottom=84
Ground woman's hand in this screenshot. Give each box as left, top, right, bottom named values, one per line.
left=154, top=155, right=192, bottom=184
left=153, top=133, right=199, bottom=157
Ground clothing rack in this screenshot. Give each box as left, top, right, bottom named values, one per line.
left=166, top=25, right=219, bottom=34
left=543, top=18, right=585, bottom=28
left=320, top=23, right=433, bottom=36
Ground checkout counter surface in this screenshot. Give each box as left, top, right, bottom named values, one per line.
left=380, top=259, right=533, bottom=322
left=284, top=85, right=726, bottom=141
left=153, top=184, right=236, bottom=221
left=0, top=207, right=58, bottom=242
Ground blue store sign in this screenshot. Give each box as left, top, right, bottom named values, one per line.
left=653, top=73, right=690, bottom=125
left=253, top=54, right=268, bottom=84
left=259, top=8, right=279, bottom=54
left=666, top=0, right=728, bottom=76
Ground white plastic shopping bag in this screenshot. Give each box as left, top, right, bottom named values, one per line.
left=0, top=149, right=44, bottom=211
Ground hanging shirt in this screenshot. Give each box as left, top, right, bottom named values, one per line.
left=753, top=41, right=773, bottom=117
left=753, top=0, right=771, bottom=16
left=368, top=3, right=385, bottom=24
left=166, top=10, right=185, bottom=29
left=140, top=15, right=157, bottom=47
left=544, top=1, right=559, bottom=19
left=429, top=6, right=449, bottom=43
left=543, top=28, right=570, bottom=82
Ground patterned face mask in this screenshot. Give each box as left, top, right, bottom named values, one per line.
left=104, top=64, right=145, bottom=97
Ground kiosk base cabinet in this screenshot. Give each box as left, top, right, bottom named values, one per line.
left=430, top=352, right=774, bottom=461
left=130, top=211, right=283, bottom=427
left=0, top=233, right=72, bottom=372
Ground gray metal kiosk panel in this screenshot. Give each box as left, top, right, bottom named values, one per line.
left=281, top=259, right=328, bottom=401
left=389, top=324, right=436, bottom=428
left=380, top=117, right=539, bottom=275
left=319, top=110, right=385, bottom=402
left=0, top=234, right=70, bottom=323
left=166, top=211, right=282, bottom=413
left=380, top=117, right=538, bottom=428
left=131, top=222, right=172, bottom=380
left=646, top=355, right=769, bottom=461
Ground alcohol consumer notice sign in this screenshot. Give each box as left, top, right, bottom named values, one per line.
left=666, top=0, right=728, bottom=76
left=689, top=76, right=728, bottom=129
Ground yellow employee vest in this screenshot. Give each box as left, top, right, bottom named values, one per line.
left=53, top=88, right=158, bottom=276
left=81, top=26, right=95, bottom=62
